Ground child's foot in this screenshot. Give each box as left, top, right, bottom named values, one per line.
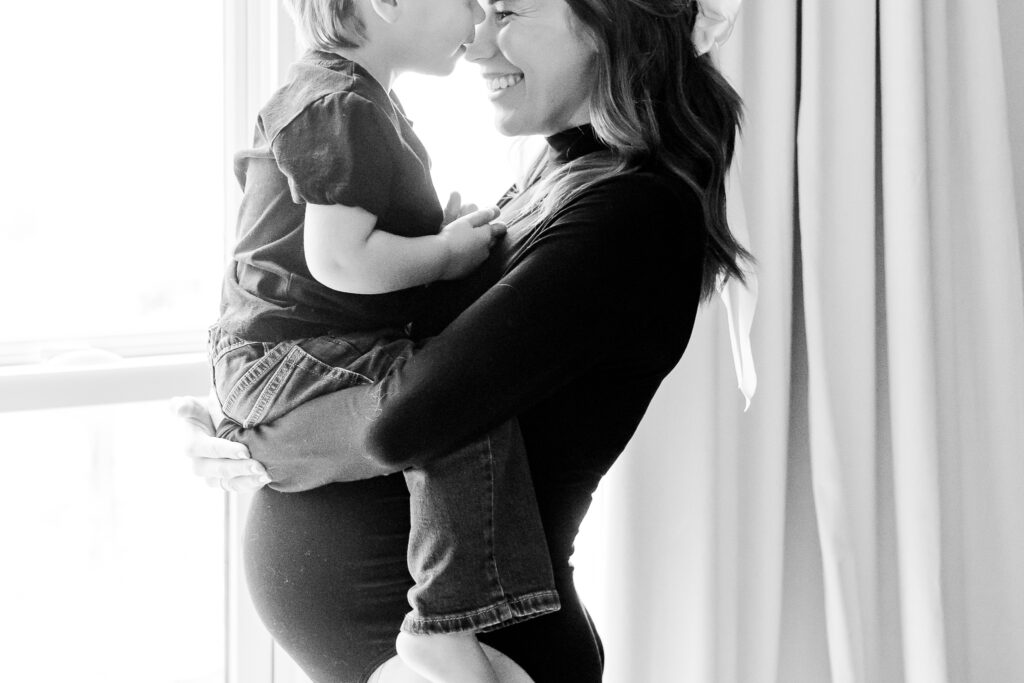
left=395, top=630, right=500, bottom=683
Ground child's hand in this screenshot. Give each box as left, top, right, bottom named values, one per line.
left=441, top=191, right=479, bottom=227
left=438, top=206, right=507, bottom=280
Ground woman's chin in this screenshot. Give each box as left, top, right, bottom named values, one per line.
left=492, top=112, right=521, bottom=137
left=492, top=107, right=539, bottom=138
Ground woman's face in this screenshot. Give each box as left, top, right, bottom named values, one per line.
left=464, top=0, right=597, bottom=137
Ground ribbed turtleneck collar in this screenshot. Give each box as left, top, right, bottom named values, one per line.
left=545, top=124, right=608, bottom=164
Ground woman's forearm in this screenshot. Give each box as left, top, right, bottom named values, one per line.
left=224, top=174, right=694, bottom=490
left=218, top=382, right=401, bottom=492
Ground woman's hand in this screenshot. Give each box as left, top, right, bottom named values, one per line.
left=171, top=394, right=272, bottom=493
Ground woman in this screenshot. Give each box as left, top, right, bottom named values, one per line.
left=181, top=0, right=750, bottom=680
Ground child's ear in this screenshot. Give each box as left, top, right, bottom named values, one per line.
left=367, top=0, right=402, bottom=24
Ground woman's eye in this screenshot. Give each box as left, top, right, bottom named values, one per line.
left=493, top=9, right=515, bottom=22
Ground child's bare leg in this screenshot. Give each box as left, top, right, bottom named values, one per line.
left=395, top=631, right=500, bottom=683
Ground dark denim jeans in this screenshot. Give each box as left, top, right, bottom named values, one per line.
left=208, top=325, right=560, bottom=633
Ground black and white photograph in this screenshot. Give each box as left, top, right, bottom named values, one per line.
left=1, top=0, right=1022, bottom=681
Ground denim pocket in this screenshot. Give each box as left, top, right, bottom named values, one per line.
left=213, top=334, right=373, bottom=428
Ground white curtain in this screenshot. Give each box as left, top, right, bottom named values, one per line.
left=584, top=1, right=1024, bottom=681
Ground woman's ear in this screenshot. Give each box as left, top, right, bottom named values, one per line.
left=368, top=0, right=402, bottom=24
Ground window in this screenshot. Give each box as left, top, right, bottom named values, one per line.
left=0, top=3, right=228, bottom=681
left=0, top=2, right=523, bottom=682
left=0, top=403, right=227, bottom=683
left=0, top=1, right=225, bottom=362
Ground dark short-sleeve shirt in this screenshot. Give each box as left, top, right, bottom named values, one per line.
left=218, top=51, right=444, bottom=341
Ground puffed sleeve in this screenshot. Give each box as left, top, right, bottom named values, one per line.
left=272, top=92, right=397, bottom=216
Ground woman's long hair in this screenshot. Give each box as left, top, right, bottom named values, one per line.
left=511, top=0, right=752, bottom=300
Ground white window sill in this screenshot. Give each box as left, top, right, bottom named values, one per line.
left=0, top=353, right=210, bottom=413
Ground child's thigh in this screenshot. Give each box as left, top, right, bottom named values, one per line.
left=212, top=331, right=413, bottom=427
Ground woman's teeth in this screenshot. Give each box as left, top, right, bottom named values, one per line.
left=486, top=73, right=524, bottom=92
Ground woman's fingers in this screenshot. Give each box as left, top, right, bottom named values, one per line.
left=171, top=395, right=250, bottom=461
left=205, top=388, right=226, bottom=427
left=172, top=395, right=268, bottom=493
left=171, top=395, right=215, bottom=435
left=205, top=474, right=269, bottom=493
left=188, top=428, right=250, bottom=461
left=194, top=454, right=269, bottom=481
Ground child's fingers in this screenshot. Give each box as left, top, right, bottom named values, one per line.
left=458, top=206, right=500, bottom=227
left=489, top=222, right=508, bottom=238
left=445, top=191, right=461, bottom=214
left=443, top=191, right=461, bottom=222
left=459, top=203, right=478, bottom=217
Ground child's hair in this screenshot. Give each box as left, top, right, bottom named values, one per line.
left=283, top=0, right=365, bottom=50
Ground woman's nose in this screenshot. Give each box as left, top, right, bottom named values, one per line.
left=471, top=0, right=485, bottom=25
left=464, top=14, right=497, bottom=62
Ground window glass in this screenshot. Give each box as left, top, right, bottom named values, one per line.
left=0, top=401, right=225, bottom=682
left=0, top=2, right=225, bottom=348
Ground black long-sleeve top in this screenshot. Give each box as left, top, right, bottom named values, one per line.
left=225, top=124, right=708, bottom=572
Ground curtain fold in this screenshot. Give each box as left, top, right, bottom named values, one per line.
left=588, top=0, right=1024, bottom=680
left=797, top=1, right=881, bottom=680
left=879, top=1, right=950, bottom=681
left=578, top=0, right=797, bottom=680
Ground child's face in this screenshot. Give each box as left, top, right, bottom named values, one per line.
left=399, top=0, right=485, bottom=76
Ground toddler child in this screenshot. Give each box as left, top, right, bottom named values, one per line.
left=208, top=0, right=560, bottom=681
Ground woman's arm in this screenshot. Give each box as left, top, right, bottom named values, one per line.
left=224, top=174, right=702, bottom=491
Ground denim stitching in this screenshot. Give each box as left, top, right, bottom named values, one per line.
left=400, top=589, right=562, bottom=634
left=483, top=429, right=508, bottom=602
left=213, top=340, right=250, bottom=362
left=221, top=343, right=291, bottom=422
left=233, top=343, right=375, bottom=427
left=222, top=343, right=289, bottom=401
left=290, top=345, right=373, bottom=384
left=411, top=591, right=559, bottom=623
left=207, top=326, right=258, bottom=363
left=246, top=346, right=303, bottom=426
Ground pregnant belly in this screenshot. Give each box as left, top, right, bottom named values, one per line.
left=241, top=472, right=601, bottom=682
left=243, top=475, right=413, bottom=683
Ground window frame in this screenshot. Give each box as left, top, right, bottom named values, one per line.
left=0, top=1, right=299, bottom=413
left=222, top=4, right=307, bottom=682
left=0, top=3, right=306, bottom=681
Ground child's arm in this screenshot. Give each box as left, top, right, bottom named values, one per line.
left=304, top=203, right=505, bottom=294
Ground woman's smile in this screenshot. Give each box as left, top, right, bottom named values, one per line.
left=465, top=0, right=595, bottom=135
left=483, top=71, right=525, bottom=96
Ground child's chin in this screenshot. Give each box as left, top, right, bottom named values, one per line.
left=436, top=59, right=460, bottom=77
left=415, top=61, right=456, bottom=78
